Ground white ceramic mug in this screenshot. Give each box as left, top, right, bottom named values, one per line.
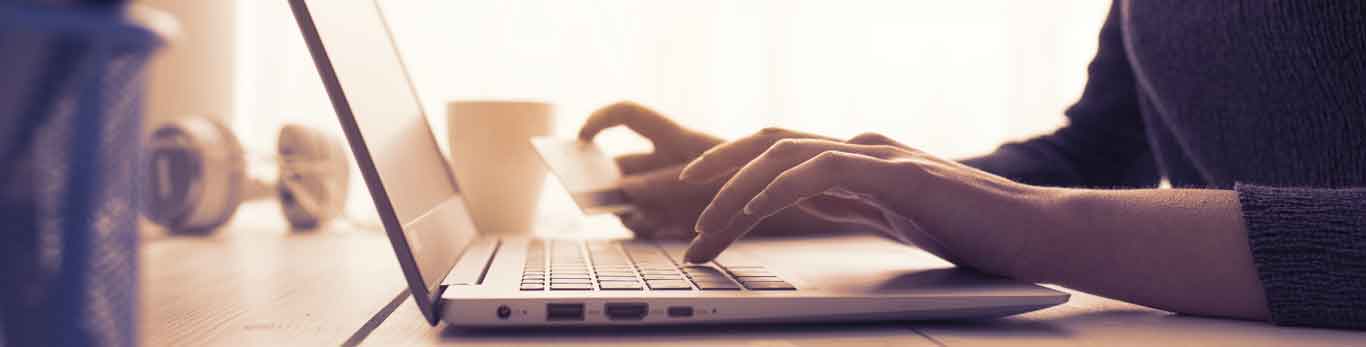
left=446, top=100, right=553, bottom=235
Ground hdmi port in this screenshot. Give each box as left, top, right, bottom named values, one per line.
left=604, top=303, right=649, bottom=320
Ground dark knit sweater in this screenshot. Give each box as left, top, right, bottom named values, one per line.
left=962, top=0, right=1366, bottom=329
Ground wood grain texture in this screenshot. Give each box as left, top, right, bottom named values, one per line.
left=141, top=204, right=409, bottom=346
left=142, top=202, right=1366, bottom=346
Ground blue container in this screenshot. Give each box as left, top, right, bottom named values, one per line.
left=0, top=4, right=168, bottom=347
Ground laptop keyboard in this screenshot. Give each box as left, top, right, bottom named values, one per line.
left=520, top=240, right=796, bottom=292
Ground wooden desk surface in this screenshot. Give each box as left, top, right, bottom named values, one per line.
left=143, top=202, right=1366, bottom=346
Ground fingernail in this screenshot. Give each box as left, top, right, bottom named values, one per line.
left=678, top=167, right=701, bottom=183
left=743, top=196, right=764, bottom=215
left=679, top=158, right=707, bottom=182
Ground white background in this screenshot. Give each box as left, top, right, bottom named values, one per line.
left=229, top=0, right=1111, bottom=221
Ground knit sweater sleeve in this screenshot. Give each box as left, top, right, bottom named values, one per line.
left=961, top=0, right=1158, bottom=188
left=1236, top=183, right=1366, bottom=329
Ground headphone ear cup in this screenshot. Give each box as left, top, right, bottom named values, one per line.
left=143, top=117, right=246, bottom=233
left=276, top=124, right=350, bottom=229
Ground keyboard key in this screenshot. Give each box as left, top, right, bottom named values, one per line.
left=687, top=275, right=731, bottom=283
left=596, top=275, right=639, bottom=281
left=599, top=282, right=644, bottom=290
left=681, top=267, right=725, bottom=273
left=520, top=284, right=545, bottom=291
left=550, top=283, right=594, bottom=291
left=743, top=282, right=796, bottom=290
left=735, top=276, right=784, bottom=282
left=680, top=264, right=722, bottom=270
left=550, top=278, right=592, bottom=284
left=720, top=264, right=766, bottom=269
left=639, top=269, right=681, bottom=275
left=693, top=281, right=741, bottom=290
left=728, top=269, right=773, bottom=277
left=683, top=271, right=728, bottom=278
left=595, top=271, right=636, bottom=276
left=646, top=280, right=693, bottom=290
left=546, top=274, right=590, bottom=280
left=635, top=264, right=675, bottom=270
left=683, top=269, right=726, bottom=275
left=642, top=274, right=685, bottom=281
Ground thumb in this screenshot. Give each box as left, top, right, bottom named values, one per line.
left=579, top=102, right=719, bottom=158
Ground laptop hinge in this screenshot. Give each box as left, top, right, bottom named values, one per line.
left=441, top=237, right=500, bottom=287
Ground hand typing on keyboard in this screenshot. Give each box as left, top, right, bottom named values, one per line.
left=674, top=127, right=1053, bottom=278
left=577, top=102, right=856, bottom=240
left=576, top=101, right=1037, bottom=278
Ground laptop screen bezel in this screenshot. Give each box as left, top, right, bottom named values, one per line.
left=288, top=0, right=477, bottom=325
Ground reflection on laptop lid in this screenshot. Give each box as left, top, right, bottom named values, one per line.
left=288, top=0, right=479, bottom=324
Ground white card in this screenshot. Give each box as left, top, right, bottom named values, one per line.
left=530, top=137, right=635, bottom=214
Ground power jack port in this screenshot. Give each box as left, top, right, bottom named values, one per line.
left=496, top=305, right=512, bottom=319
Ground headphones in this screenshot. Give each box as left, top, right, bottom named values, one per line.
left=142, top=117, right=351, bottom=233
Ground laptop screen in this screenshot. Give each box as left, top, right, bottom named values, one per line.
left=289, top=0, right=479, bottom=322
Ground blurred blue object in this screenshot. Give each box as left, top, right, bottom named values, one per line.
left=0, top=4, right=169, bottom=347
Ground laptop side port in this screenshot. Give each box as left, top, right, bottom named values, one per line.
left=546, top=303, right=585, bottom=321
left=667, top=306, right=694, bottom=318
left=604, top=303, right=649, bottom=320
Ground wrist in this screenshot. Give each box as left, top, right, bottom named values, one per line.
left=999, top=185, right=1077, bottom=283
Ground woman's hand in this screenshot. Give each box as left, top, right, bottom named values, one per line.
left=578, top=102, right=854, bottom=238
left=679, top=131, right=1061, bottom=277
left=584, top=108, right=1271, bottom=321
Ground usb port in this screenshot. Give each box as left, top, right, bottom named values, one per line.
left=604, top=303, right=649, bottom=320
left=546, top=303, right=585, bottom=321
left=667, top=306, right=694, bottom=318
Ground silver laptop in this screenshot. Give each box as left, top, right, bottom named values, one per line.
left=288, top=0, right=1068, bottom=327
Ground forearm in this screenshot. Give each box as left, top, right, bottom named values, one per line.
left=1010, top=188, right=1269, bottom=320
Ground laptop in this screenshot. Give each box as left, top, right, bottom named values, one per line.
left=287, top=0, right=1069, bottom=327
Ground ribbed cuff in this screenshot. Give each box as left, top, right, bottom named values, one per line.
left=1236, top=183, right=1366, bottom=329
